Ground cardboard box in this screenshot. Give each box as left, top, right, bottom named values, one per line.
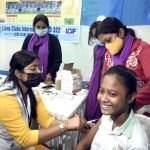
left=71, top=68, right=82, bottom=93
left=55, top=79, right=61, bottom=90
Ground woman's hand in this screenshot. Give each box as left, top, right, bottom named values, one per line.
left=44, top=73, right=53, bottom=85
left=66, top=115, right=90, bottom=132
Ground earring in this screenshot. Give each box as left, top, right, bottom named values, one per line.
left=128, top=99, right=134, bottom=104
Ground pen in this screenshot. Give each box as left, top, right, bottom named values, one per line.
left=87, top=119, right=99, bottom=124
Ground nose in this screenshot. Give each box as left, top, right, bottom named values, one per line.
left=97, top=92, right=109, bottom=103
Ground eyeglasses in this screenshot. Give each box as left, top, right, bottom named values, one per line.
left=24, top=65, right=43, bottom=74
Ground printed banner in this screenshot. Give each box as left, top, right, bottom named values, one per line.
left=0, top=0, right=82, bottom=42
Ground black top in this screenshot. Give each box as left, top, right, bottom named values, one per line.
left=21, top=33, right=62, bottom=81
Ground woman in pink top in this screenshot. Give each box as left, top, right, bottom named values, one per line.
left=95, top=17, right=150, bottom=117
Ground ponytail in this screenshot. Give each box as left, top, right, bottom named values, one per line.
left=123, top=25, right=136, bottom=37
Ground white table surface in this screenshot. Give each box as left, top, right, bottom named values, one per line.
left=39, top=88, right=88, bottom=119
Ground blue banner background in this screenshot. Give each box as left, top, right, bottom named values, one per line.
left=81, top=0, right=150, bottom=26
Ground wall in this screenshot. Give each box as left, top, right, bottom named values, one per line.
left=0, top=25, right=150, bottom=81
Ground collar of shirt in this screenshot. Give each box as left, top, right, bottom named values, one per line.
left=106, top=109, right=136, bottom=139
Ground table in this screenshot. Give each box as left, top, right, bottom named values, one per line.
left=39, top=87, right=88, bottom=150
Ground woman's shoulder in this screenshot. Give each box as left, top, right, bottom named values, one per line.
left=139, top=39, right=150, bottom=48
left=0, top=86, right=19, bottom=109
left=48, top=33, right=60, bottom=42
left=23, top=34, right=33, bottom=43
left=132, top=38, right=150, bottom=50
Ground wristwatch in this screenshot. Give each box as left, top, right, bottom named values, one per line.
left=59, top=122, right=64, bottom=133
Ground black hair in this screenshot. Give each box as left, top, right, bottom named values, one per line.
left=95, top=17, right=136, bottom=38
left=8, top=51, right=38, bottom=74
left=88, top=21, right=101, bottom=45
left=6, top=51, right=38, bottom=120
left=33, top=14, right=49, bottom=28
left=103, top=65, right=137, bottom=108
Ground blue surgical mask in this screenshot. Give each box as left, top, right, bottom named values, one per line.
left=35, top=28, right=48, bottom=37
left=95, top=39, right=104, bottom=46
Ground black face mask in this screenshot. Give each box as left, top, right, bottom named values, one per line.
left=23, top=73, right=42, bottom=88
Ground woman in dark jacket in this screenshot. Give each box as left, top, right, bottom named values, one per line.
left=22, top=14, right=62, bottom=84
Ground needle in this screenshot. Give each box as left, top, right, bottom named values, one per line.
left=87, top=119, right=99, bottom=124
